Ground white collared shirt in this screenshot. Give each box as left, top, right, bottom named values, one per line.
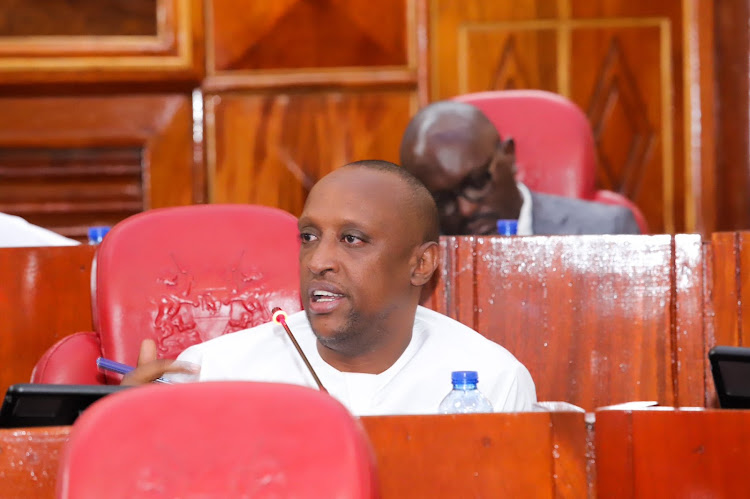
left=516, top=182, right=534, bottom=236
left=177, top=306, right=537, bottom=416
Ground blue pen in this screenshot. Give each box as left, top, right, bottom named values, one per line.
left=96, top=357, right=172, bottom=384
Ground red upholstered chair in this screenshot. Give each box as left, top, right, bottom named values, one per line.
left=453, top=90, right=649, bottom=233
left=57, top=382, right=379, bottom=498
left=32, top=204, right=301, bottom=385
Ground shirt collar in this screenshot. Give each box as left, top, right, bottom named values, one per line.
left=516, top=181, right=534, bottom=236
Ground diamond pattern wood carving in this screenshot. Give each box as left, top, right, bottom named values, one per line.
left=587, top=37, right=655, bottom=198
left=210, top=0, right=408, bottom=71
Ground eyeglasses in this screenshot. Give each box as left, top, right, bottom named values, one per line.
left=431, top=152, right=496, bottom=215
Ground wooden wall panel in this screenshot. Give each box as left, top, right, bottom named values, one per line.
left=714, top=2, right=750, bottom=231
left=570, top=25, right=667, bottom=232
left=204, top=0, right=417, bottom=90
left=0, top=95, right=198, bottom=240
left=469, top=235, right=676, bottom=410
left=0, top=0, right=203, bottom=84
left=206, top=90, right=416, bottom=215
left=0, top=0, right=157, bottom=36
left=0, top=246, right=95, bottom=398
left=428, top=0, right=700, bottom=234
left=209, top=0, right=408, bottom=71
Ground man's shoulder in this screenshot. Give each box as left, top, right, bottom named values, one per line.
left=530, top=191, right=639, bottom=235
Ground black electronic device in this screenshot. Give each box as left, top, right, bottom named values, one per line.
left=0, top=383, right=130, bottom=428
left=709, top=345, right=750, bottom=409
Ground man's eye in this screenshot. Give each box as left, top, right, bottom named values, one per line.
left=299, top=233, right=317, bottom=243
left=342, top=234, right=362, bottom=244
left=466, top=169, right=491, bottom=189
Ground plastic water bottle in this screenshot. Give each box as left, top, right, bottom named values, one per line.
left=496, top=219, right=518, bottom=235
left=438, top=371, right=494, bottom=414
left=88, top=226, right=110, bottom=245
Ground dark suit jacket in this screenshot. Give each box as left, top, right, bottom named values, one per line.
left=530, top=191, right=640, bottom=235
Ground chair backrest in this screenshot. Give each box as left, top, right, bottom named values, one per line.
left=93, top=204, right=301, bottom=366
left=452, top=90, right=598, bottom=199
left=57, top=382, right=379, bottom=498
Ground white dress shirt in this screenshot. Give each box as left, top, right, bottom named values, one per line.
left=177, top=306, right=537, bottom=416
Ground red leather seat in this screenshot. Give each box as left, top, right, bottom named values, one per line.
left=453, top=90, right=648, bottom=233
left=32, top=204, right=301, bottom=384
left=57, top=382, right=379, bottom=498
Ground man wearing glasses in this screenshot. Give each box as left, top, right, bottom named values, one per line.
left=399, top=101, right=640, bottom=236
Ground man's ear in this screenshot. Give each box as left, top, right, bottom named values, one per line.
left=411, top=241, right=439, bottom=287
left=501, top=136, right=515, bottom=155
left=496, top=136, right=517, bottom=177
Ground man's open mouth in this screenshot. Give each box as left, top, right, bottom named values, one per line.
left=311, top=290, right=345, bottom=303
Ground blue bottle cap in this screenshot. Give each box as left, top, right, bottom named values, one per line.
left=451, top=371, right=479, bottom=384
left=88, top=226, right=111, bottom=244
left=496, top=219, right=518, bottom=236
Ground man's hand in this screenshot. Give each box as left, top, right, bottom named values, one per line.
left=120, top=339, right=200, bottom=385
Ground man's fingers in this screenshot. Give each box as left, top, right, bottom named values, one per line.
left=120, top=359, right=200, bottom=386
left=137, top=339, right=158, bottom=366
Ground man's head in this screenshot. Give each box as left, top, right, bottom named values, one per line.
left=298, top=160, right=439, bottom=372
left=400, top=101, right=522, bottom=235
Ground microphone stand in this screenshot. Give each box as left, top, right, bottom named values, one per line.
left=272, top=308, right=328, bottom=393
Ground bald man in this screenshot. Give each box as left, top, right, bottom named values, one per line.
left=400, top=101, right=640, bottom=236
left=123, top=160, right=536, bottom=415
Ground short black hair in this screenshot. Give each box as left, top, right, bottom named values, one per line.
left=342, top=159, right=440, bottom=243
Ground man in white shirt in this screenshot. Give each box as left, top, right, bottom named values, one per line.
left=399, top=101, right=640, bottom=236
left=123, top=160, right=536, bottom=415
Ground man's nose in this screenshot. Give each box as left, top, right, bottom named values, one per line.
left=456, top=196, right=479, bottom=217
left=305, top=238, right=338, bottom=275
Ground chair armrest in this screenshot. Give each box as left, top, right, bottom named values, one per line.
left=31, top=332, right=107, bottom=385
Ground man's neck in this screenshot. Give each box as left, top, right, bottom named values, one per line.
left=315, top=309, right=417, bottom=374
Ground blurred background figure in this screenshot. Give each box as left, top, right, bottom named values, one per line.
left=0, top=213, right=79, bottom=247
left=399, top=101, right=640, bottom=236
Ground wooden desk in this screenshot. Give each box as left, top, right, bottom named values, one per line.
left=430, top=234, right=706, bottom=410
left=596, top=408, right=750, bottom=498
left=0, top=412, right=589, bottom=499
left=0, top=426, right=69, bottom=499
left=0, top=246, right=96, bottom=397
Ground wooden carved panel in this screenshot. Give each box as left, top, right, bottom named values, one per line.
left=571, top=25, right=667, bottom=235
left=0, top=95, right=198, bottom=239
left=205, top=0, right=416, bottom=90
left=0, top=0, right=157, bottom=36
left=210, top=0, right=407, bottom=71
left=206, top=90, right=415, bottom=215
left=0, top=0, right=203, bottom=84
left=429, top=0, right=694, bottom=233
left=459, top=28, right=558, bottom=93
